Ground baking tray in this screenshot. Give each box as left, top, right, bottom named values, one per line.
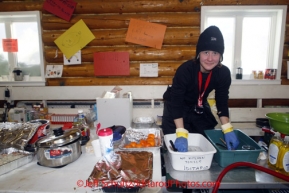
left=0, top=147, right=35, bottom=176
left=133, top=117, right=155, bottom=128
left=118, top=128, right=163, bottom=152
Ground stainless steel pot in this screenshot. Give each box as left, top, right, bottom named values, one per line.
left=35, top=127, right=82, bottom=167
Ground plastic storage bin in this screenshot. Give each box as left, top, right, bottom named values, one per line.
left=164, top=133, right=216, bottom=171
left=204, top=129, right=263, bottom=167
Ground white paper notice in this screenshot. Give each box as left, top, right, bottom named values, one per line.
left=140, top=63, right=158, bottom=77
left=45, top=65, right=63, bottom=78
left=64, top=50, right=81, bottom=65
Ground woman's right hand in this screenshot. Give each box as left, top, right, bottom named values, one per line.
left=174, top=128, right=189, bottom=152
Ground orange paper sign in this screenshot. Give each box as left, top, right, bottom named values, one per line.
left=2, top=39, right=18, bottom=52
left=125, top=18, right=167, bottom=49
left=94, top=52, right=130, bottom=76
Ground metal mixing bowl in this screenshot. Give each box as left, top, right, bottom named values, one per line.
left=265, top=112, right=289, bottom=135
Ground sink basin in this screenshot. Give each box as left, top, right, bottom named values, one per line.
left=265, top=112, right=289, bottom=135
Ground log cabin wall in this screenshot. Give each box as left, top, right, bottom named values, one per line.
left=0, top=0, right=289, bottom=108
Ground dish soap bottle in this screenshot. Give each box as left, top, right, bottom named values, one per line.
left=268, top=132, right=283, bottom=169
left=276, top=136, right=289, bottom=174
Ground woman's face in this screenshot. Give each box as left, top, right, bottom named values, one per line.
left=199, top=51, right=220, bottom=73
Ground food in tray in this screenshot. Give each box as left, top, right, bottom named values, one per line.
left=88, top=151, right=153, bottom=191
left=119, top=128, right=163, bottom=150
left=124, top=133, right=156, bottom=148
left=0, top=151, right=27, bottom=166
left=0, top=148, right=34, bottom=176
left=0, top=122, right=41, bottom=150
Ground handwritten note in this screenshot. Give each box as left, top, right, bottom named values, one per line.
left=94, top=52, right=130, bottom=76
left=125, top=18, right=167, bottom=49
left=140, top=63, right=158, bottom=77
left=2, top=39, right=18, bottom=52
left=43, top=0, right=77, bottom=22
left=54, top=19, right=95, bottom=59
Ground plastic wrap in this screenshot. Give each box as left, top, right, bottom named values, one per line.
left=88, top=151, right=153, bottom=192
left=0, top=147, right=35, bottom=176
left=0, top=122, right=41, bottom=150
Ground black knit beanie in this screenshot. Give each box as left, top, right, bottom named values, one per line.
left=196, top=26, right=224, bottom=61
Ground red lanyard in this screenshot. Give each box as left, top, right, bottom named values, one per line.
left=198, top=71, right=212, bottom=107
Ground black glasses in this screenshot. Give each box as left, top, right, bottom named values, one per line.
left=194, top=105, right=204, bottom=114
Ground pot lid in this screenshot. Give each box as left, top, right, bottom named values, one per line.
left=35, top=127, right=80, bottom=148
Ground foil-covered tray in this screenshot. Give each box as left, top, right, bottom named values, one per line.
left=133, top=117, right=155, bottom=128
left=88, top=151, right=153, bottom=192
left=0, top=147, right=35, bottom=176
left=118, top=128, right=163, bottom=152
left=0, top=122, right=41, bottom=150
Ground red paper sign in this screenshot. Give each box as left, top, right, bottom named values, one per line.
left=125, top=18, right=167, bottom=49
left=43, top=0, right=77, bottom=22
left=2, top=39, right=18, bottom=52
left=94, top=52, right=130, bottom=76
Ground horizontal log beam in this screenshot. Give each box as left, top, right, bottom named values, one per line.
left=44, top=46, right=195, bottom=63
left=1, top=0, right=288, bottom=14
left=41, top=13, right=200, bottom=30
left=61, top=61, right=181, bottom=77
left=43, top=27, right=200, bottom=46
left=46, top=77, right=172, bottom=86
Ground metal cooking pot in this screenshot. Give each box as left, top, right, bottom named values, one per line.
left=35, top=127, right=82, bottom=167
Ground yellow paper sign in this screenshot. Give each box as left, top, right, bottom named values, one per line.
left=54, top=19, right=95, bottom=59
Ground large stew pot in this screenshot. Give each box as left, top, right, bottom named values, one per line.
left=35, top=127, right=82, bottom=167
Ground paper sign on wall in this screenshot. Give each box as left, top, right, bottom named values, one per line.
left=64, top=50, right=81, bottom=65
left=125, top=18, right=167, bottom=49
left=94, top=52, right=130, bottom=76
left=140, top=63, right=158, bottom=77
left=54, top=19, right=95, bottom=59
left=43, top=0, right=77, bottom=22
left=45, top=65, right=63, bottom=78
left=2, top=39, right=18, bottom=52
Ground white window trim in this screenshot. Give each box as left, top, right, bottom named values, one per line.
left=0, top=11, right=45, bottom=87
left=201, top=5, right=287, bottom=85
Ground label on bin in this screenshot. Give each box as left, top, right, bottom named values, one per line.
left=179, top=156, right=209, bottom=171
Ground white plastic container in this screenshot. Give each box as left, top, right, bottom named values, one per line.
left=98, top=128, right=113, bottom=156
left=164, top=133, right=216, bottom=171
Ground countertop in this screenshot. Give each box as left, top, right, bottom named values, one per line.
left=164, top=153, right=289, bottom=190
left=0, top=146, right=163, bottom=193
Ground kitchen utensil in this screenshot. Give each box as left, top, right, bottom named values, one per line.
left=265, top=112, right=289, bottom=135
left=216, top=143, right=227, bottom=149
left=169, top=140, right=178, bottom=151
left=35, top=127, right=81, bottom=167
left=219, top=138, right=227, bottom=145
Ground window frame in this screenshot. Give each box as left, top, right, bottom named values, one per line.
left=0, top=11, right=45, bottom=86
left=201, top=5, right=287, bottom=85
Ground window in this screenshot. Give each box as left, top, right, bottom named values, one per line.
left=0, top=11, right=45, bottom=86
left=201, top=6, right=287, bottom=84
